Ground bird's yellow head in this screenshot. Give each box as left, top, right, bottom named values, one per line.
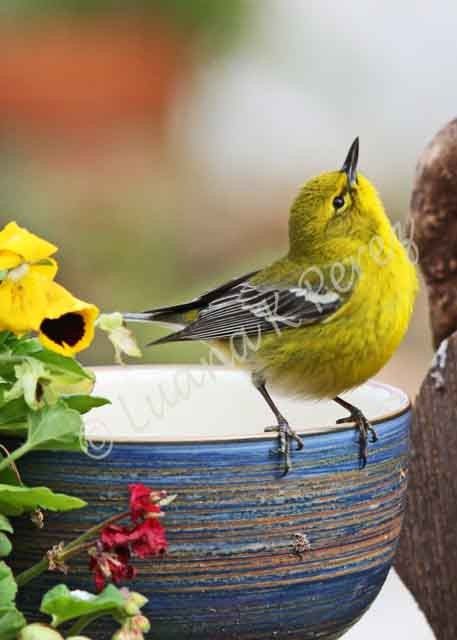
left=288, top=139, right=393, bottom=260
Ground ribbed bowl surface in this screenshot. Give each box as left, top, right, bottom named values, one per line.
left=13, top=394, right=410, bottom=640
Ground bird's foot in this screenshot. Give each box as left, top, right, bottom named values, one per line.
left=265, top=420, right=304, bottom=476
left=337, top=408, right=378, bottom=468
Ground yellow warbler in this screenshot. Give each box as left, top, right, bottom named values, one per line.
left=124, top=139, right=418, bottom=474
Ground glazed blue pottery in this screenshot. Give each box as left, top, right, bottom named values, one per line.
left=13, top=366, right=411, bottom=639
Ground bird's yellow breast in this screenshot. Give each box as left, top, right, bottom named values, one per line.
left=239, top=238, right=418, bottom=399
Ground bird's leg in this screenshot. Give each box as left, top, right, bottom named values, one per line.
left=252, top=375, right=304, bottom=475
left=333, top=396, right=378, bottom=468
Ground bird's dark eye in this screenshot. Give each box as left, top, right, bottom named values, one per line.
left=333, top=195, right=345, bottom=210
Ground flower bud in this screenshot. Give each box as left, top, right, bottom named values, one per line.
left=123, top=590, right=148, bottom=615
left=131, top=615, right=151, bottom=633
left=112, top=614, right=151, bottom=639
left=18, top=623, right=64, bottom=640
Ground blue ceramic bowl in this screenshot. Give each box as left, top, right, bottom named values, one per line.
left=14, top=366, right=410, bottom=640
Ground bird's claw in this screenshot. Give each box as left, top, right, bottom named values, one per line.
left=265, top=420, right=304, bottom=475
left=337, top=409, right=377, bottom=468
left=265, top=422, right=304, bottom=450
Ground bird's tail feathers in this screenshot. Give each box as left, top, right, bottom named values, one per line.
left=122, top=298, right=198, bottom=324
left=145, top=331, right=188, bottom=347
left=122, top=311, right=158, bottom=323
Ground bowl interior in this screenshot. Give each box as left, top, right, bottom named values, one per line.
left=84, top=365, right=410, bottom=442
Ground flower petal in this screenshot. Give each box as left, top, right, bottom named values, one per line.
left=0, top=250, right=22, bottom=270
left=128, top=484, right=160, bottom=522
left=128, top=519, right=167, bottom=558
left=0, top=221, right=57, bottom=263
left=100, top=524, right=132, bottom=549
left=0, top=270, right=50, bottom=332
left=89, top=547, right=136, bottom=593
left=97, top=313, right=142, bottom=365
left=31, top=258, right=58, bottom=281
left=38, top=282, right=99, bottom=356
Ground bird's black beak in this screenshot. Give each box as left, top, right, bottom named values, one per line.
left=341, top=137, right=359, bottom=188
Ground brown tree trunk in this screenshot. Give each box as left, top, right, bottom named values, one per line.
left=395, top=332, right=457, bottom=639
left=395, top=118, right=457, bottom=639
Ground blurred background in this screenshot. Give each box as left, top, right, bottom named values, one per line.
left=2, top=0, right=453, bottom=398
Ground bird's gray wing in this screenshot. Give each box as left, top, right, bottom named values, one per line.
left=124, top=270, right=260, bottom=326
left=151, top=278, right=344, bottom=344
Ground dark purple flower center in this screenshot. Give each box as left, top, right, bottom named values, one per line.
left=40, top=312, right=85, bottom=346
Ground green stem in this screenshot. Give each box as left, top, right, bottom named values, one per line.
left=0, top=442, right=30, bottom=473
left=15, top=510, right=130, bottom=588
left=60, top=540, right=94, bottom=557
left=66, top=612, right=106, bottom=636
left=15, top=556, right=49, bottom=587
left=64, top=510, right=129, bottom=552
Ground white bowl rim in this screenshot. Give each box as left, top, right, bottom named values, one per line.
left=85, top=365, right=411, bottom=443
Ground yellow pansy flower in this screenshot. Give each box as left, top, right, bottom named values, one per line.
left=0, top=222, right=59, bottom=332
left=39, top=281, right=99, bottom=356
left=0, top=221, right=98, bottom=355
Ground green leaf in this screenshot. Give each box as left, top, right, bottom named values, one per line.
left=11, top=338, right=43, bottom=356
left=0, top=368, right=16, bottom=389
left=0, top=515, right=13, bottom=533
left=0, top=332, right=11, bottom=347
left=0, top=332, right=20, bottom=352
left=41, top=584, right=125, bottom=627
left=0, top=532, right=12, bottom=557
left=27, top=403, right=85, bottom=453
left=32, top=351, right=93, bottom=381
left=64, top=395, right=110, bottom=415
left=0, top=561, right=17, bottom=605
left=4, top=360, right=48, bottom=410
left=0, top=485, right=86, bottom=516
left=0, top=397, right=28, bottom=426
left=0, top=463, right=23, bottom=486
left=0, top=405, right=86, bottom=473
left=0, top=605, right=26, bottom=639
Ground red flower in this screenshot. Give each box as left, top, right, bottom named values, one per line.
left=128, top=518, right=168, bottom=559
left=100, top=523, right=132, bottom=549
left=128, top=483, right=162, bottom=522
left=89, top=484, right=169, bottom=591
left=89, top=545, right=136, bottom=592
left=101, top=518, right=167, bottom=559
